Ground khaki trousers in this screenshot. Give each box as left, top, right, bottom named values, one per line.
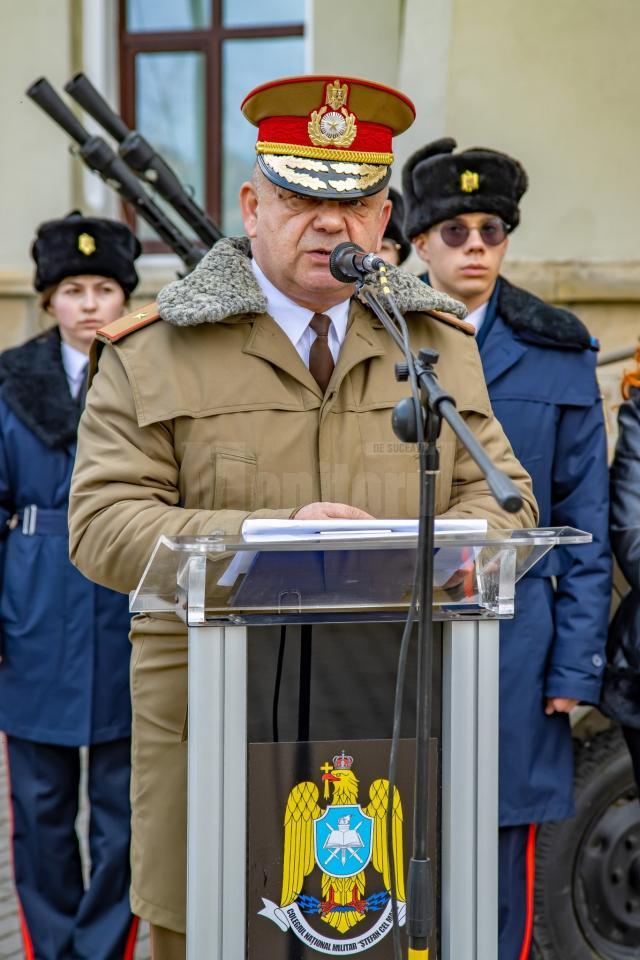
left=150, top=924, right=186, bottom=960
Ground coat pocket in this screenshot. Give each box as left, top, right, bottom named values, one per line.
left=211, top=447, right=258, bottom=512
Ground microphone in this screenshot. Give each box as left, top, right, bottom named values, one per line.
left=329, top=242, right=386, bottom=284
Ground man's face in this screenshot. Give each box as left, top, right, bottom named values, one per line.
left=240, top=171, right=391, bottom=311
left=413, top=211, right=509, bottom=307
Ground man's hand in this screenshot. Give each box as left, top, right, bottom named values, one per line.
left=544, top=697, right=579, bottom=716
left=294, top=502, right=375, bottom=521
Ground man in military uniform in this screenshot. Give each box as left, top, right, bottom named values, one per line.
left=402, top=138, right=611, bottom=959
left=69, top=80, right=537, bottom=959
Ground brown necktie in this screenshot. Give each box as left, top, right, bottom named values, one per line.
left=308, top=313, right=335, bottom=392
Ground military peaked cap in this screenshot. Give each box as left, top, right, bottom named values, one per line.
left=242, top=75, right=415, bottom=200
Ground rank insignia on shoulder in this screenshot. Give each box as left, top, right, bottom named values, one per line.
left=97, top=302, right=161, bottom=343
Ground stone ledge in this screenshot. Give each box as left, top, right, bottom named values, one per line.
left=501, top=260, right=640, bottom=302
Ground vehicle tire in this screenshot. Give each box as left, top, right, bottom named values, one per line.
left=533, top=727, right=640, bottom=959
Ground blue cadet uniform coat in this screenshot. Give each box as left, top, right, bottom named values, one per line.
left=422, top=273, right=612, bottom=824
left=480, top=277, right=611, bottom=824
left=0, top=327, right=131, bottom=746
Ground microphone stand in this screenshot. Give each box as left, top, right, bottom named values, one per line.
left=357, top=269, right=523, bottom=960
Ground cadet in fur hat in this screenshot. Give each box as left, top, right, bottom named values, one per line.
left=0, top=211, right=141, bottom=959
left=403, top=138, right=611, bottom=960
left=69, top=81, right=537, bottom=959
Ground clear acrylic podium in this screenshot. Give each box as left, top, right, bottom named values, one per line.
left=131, top=526, right=590, bottom=960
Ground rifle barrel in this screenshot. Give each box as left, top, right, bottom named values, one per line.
left=27, top=77, right=89, bottom=146
left=65, top=73, right=223, bottom=247
left=65, top=72, right=129, bottom=142
left=27, top=77, right=204, bottom=271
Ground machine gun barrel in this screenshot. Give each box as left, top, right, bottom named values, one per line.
left=26, top=77, right=204, bottom=271
left=28, top=77, right=90, bottom=146
left=65, top=72, right=223, bottom=248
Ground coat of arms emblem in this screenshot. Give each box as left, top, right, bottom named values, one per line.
left=259, top=751, right=406, bottom=954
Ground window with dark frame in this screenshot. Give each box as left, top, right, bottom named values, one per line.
left=119, top=0, right=305, bottom=250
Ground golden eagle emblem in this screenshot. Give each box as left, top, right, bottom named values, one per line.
left=308, top=79, right=358, bottom=149
left=77, top=232, right=96, bottom=256
left=259, top=751, right=405, bottom=951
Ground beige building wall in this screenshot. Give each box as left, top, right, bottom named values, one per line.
left=440, top=0, right=640, bottom=423
left=444, top=0, right=640, bottom=264
left=0, top=0, right=77, bottom=348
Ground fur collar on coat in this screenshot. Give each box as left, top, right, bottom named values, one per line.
left=498, top=277, right=596, bottom=352
left=157, top=236, right=467, bottom=328
left=0, top=326, right=80, bottom=449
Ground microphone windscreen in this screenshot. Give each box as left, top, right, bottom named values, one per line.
left=329, top=242, right=363, bottom=283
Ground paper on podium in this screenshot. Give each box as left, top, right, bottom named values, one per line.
left=242, top=517, right=487, bottom=542
left=217, top=518, right=487, bottom=590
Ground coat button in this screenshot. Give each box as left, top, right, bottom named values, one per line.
left=592, top=654, right=603, bottom=668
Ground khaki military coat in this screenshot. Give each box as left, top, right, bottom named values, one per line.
left=69, top=237, right=537, bottom=932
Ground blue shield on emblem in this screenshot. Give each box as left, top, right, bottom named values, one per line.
left=314, top=804, right=373, bottom=879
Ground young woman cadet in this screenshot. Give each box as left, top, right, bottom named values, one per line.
left=0, top=211, right=141, bottom=960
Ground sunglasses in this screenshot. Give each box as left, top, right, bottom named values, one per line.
left=438, top=218, right=509, bottom=248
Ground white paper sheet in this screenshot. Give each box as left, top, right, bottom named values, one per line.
left=241, top=517, right=487, bottom=543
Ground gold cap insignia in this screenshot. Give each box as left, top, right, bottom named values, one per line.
left=78, top=232, right=96, bottom=256
left=308, top=79, right=357, bottom=149
left=460, top=170, right=480, bottom=193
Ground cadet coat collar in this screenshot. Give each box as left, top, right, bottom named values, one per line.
left=0, top=326, right=80, bottom=449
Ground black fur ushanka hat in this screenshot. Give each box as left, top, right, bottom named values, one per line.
left=32, top=210, right=142, bottom=296
left=384, top=187, right=411, bottom=264
left=401, top=138, right=528, bottom=239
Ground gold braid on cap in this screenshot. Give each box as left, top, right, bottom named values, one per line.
left=256, top=141, right=393, bottom=165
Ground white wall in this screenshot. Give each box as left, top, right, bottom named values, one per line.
left=444, top=0, right=640, bottom=261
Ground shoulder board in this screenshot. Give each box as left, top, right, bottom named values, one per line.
left=426, top=309, right=475, bottom=336
left=97, top=302, right=161, bottom=344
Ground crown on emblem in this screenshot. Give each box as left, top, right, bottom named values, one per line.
left=332, top=751, right=353, bottom=770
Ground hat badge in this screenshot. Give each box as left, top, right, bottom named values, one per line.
left=77, top=232, right=96, bottom=256
left=308, top=79, right=357, bottom=149
left=460, top=170, right=480, bottom=193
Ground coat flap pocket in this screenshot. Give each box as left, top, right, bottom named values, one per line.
left=212, top=446, right=258, bottom=511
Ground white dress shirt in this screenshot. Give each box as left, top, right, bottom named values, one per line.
left=465, top=300, right=489, bottom=335
left=251, top=259, right=350, bottom=365
left=61, top=341, right=89, bottom=398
